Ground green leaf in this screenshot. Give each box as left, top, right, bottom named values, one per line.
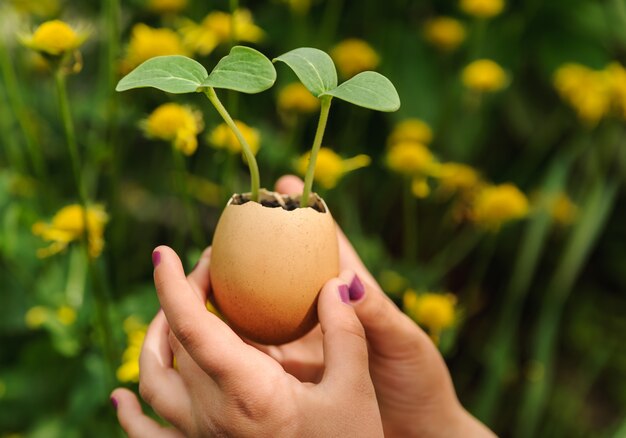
left=202, top=46, right=276, bottom=93
left=116, top=55, right=208, bottom=93
left=320, top=71, right=401, bottom=112
left=273, top=47, right=337, bottom=97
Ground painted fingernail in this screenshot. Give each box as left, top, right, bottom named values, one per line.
left=349, top=275, right=365, bottom=301
left=338, top=284, right=350, bottom=304
left=152, top=250, right=161, bottom=267
left=110, top=396, right=118, bottom=410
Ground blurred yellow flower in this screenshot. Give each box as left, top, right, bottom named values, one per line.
left=25, top=306, right=49, bottom=329
left=32, top=204, right=108, bottom=258
left=470, top=183, right=529, bottom=230
left=436, top=162, right=481, bottom=197
left=296, top=147, right=371, bottom=189
left=460, top=0, right=504, bottom=19
left=607, top=62, right=626, bottom=119
left=121, top=23, right=189, bottom=72
left=209, top=120, right=260, bottom=155
left=143, top=103, right=203, bottom=155
left=403, top=290, right=457, bottom=343
left=278, top=83, right=320, bottom=114
left=147, top=0, right=187, bottom=15
left=330, top=38, right=380, bottom=78
left=180, top=9, right=264, bottom=56
left=462, top=59, right=507, bottom=92
left=387, top=118, right=433, bottom=146
left=553, top=63, right=611, bottom=126
left=386, top=141, right=439, bottom=177
left=549, top=192, right=577, bottom=226
left=56, top=306, right=77, bottom=326
left=117, top=317, right=147, bottom=383
left=21, top=19, right=87, bottom=56
left=424, top=17, right=466, bottom=52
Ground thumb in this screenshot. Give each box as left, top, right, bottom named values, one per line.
left=317, top=278, right=371, bottom=390
left=339, top=270, right=435, bottom=360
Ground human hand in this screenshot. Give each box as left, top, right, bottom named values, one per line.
left=111, top=246, right=383, bottom=437
left=273, top=175, right=495, bottom=438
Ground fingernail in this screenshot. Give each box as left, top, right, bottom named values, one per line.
left=110, top=396, right=118, bottom=410
left=349, top=275, right=365, bottom=302
left=338, top=284, right=350, bottom=304
left=152, top=250, right=161, bottom=267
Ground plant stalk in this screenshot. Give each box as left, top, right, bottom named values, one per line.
left=301, top=96, right=332, bottom=207
left=205, top=87, right=260, bottom=202
left=55, top=69, right=117, bottom=386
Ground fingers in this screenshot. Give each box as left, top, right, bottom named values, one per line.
left=187, top=246, right=212, bottom=298
left=111, top=388, right=185, bottom=438
left=139, top=311, right=192, bottom=426
left=317, top=278, right=371, bottom=389
left=274, top=174, right=304, bottom=195
left=152, top=245, right=251, bottom=382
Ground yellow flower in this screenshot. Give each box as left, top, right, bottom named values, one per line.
left=121, top=23, right=189, bottom=72
left=387, top=118, right=433, bottom=146
left=21, top=19, right=87, bottom=56
left=330, top=38, right=380, bottom=78
left=544, top=192, right=577, bottom=226
left=180, top=9, right=264, bottom=56
left=462, top=59, right=507, bottom=92
left=143, top=103, right=203, bottom=155
left=117, top=317, right=147, bottom=383
left=32, top=204, right=108, bottom=258
left=147, top=0, right=187, bottom=15
left=436, top=162, right=481, bottom=197
left=554, top=63, right=611, bottom=125
left=25, top=306, right=49, bottom=329
left=470, top=183, right=529, bottom=230
left=56, top=306, right=77, bottom=325
left=403, top=290, right=457, bottom=343
left=278, top=83, right=320, bottom=114
left=424, top=17, right=466, bottom=52
left=459, top=0, right=504, bottom=19
left=386, top=141, right=439, bottom=177
left=209, top=120, right=260, bottom=155
left=296, top=148, right=371, bottom=189
left=607, top=62, right=626, bottom=119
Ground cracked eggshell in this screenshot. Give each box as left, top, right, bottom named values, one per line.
left=210, top=190, right=339, bottom=345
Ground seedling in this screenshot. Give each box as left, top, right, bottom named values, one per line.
left=116, top=46, right=400, bottom=207
left=116, top=46, right=277, bottom=202
left=274, top=47, right=400, bottom=206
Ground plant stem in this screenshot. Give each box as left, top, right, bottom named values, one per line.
left=54, top=69, right=117, bottom=386
left=171, top=147, right=204, bottom=248
left=403, top=176, right=417, bottom=261
left=205, top=87, right=260, bottom=201
left=472, top=159, right=568, bottom=423
left=514, top=177, right=618, bottom=438
left=301, top=96, right=332, bottom=207
left=0, top=37, right=46, bottom=181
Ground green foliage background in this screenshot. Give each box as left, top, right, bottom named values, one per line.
left=1, top=0, right=625, bottom=437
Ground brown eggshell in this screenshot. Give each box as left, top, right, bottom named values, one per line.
left=210, top=190, right=339, bottom=345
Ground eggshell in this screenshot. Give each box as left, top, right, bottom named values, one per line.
left=210, top=190, right=339, bottom=345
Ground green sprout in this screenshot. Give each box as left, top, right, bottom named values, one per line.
left=274, top=47, right=400, bottom=207
left=116, top=46, right=276, bottom=203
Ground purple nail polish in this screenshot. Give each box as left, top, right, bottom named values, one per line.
left=338, top=284, right=350, bottom=304
left=152, top=250, right=161, bottom=267
left=110, top=396, right=118, bottom=410
left=349, top=275, right=365, bottom=301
